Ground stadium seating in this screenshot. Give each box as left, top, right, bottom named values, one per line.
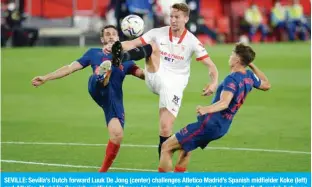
left=39, top=27, right=86, bottom=47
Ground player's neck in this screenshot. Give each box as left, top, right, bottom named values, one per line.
left=171, top=27, right=185, bottom=37
left=231, top=66, right=246, bottom=73
left=102, top=44, right=110, bottom=54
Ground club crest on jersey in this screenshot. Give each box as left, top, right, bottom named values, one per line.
left=181, top=45, right=185, bottom=51
left=173, top=44, right=185, bottom=53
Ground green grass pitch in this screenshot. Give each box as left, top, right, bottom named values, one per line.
left=1, top=42, right=311, bottom=172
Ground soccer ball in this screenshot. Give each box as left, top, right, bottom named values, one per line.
left=121, top=15, right=144, bottom=38
left=239, top=35, right=249, bottom=45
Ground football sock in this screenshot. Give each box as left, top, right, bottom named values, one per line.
left=174, top=166, right=186, bottom=172
left=158, top=136, right=170, bottom=159
left=122, top=44, right=153, bottom=62
left=99, top=140, right=120, bottom=172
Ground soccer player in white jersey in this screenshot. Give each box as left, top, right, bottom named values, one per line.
left=109, top=3, right=219, bottom=172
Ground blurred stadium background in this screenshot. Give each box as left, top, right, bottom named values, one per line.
left=1, top=0, right=311, bottom=172
left=1, top=0, right=311, bottom=46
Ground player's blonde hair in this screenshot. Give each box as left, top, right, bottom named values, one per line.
left=171, top=3, right=190, bottom=16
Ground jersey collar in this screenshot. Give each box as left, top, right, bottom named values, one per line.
left=169, top=27, right=187, bottom=44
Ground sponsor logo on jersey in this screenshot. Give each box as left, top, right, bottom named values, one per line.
left=160, top=50, right=184, bottom=60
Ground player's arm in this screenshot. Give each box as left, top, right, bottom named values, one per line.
left=121, top=28, right=157, bottom=51
left=129, top=65, right=145, bottom=80
left=200, top=57, right=219, bottom=96
left=193, top=38, right=219, bottom=96
left=31, top=62, right=83, bottom=87
left=121, top=37, right=144, bottom=51
left=197, top=91, right=234, bottom=115
left=104, top=37, right=143, bottom=53
left=132, top=68, right=145, bottom=80
left=248, top=63, right=271, bottom=91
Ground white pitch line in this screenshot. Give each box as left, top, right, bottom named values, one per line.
left=204, top=146, right=311, bottom=154
left=1, top=160, right=157, bottom=172
left=1, top=141, right=310, bottom=155
left=1, top=141, right=157, bottom=148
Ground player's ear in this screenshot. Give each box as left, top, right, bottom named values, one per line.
left=237, top=58, right=244, bottom=66
left=100, top=37, right=104, bottom=44
left=185, top=16, right=189, bottom=24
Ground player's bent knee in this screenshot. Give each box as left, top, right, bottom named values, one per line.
left=110, top=131, right=123, bottom=144
left=108, top=118, right=124, bottom=143
left=111, top=129, right=123, bottom=139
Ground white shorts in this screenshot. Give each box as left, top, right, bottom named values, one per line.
left=145, top=65, right=187, bottom=117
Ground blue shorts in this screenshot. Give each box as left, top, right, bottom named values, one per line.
left=88, top=75, right=125, bottom=128
left=175, top=114, right=224, bottom=153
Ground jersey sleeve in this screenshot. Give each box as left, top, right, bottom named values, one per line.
left=222, top=76, right=238, bottom=94
left=249, top=71, right=262, bottom=88
left=192, top=36, right=209, bottom=61
left=139, top=28, right=159, bottom=44
left=123, top=61, right=139, bottom=75
left=76, top=49, right=93, bottom=68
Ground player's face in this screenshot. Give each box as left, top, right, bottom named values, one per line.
left=229, top=52, right=240, bottom=67
left=170, top=8, right=189, bottom=31
left=101, top=28, right=119, bottom=45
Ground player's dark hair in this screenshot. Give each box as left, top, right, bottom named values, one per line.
left=234, top=43, right=256, bottom=66
left=172, top=3, right=190, bottom=16
left=100, top=25, right=118, bottom=37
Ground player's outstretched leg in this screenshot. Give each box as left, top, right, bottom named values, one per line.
left=99, top=118, right=123, bottom=172
left=96, top=60, right=112, bottom=87
left=158, top=135, right=181, bottom=172
left=111, top=41, right=153, bottom=67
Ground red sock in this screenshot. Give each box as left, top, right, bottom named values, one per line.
left=99, top=140, right=120, bottom=172
left=158, top=167, right=166, bottom=172
left=174, top=166, right=186, bottom=172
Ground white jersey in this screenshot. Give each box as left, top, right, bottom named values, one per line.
left=139, top=26, right=209, bottom=86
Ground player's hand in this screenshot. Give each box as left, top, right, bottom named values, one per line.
left=196, top=105, right=207, bottom=116
left=103, top=43, right=113, bottom=54
left=202, top=82, right=217, bottom=96
left=31, top=76, right=47, bottom=87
